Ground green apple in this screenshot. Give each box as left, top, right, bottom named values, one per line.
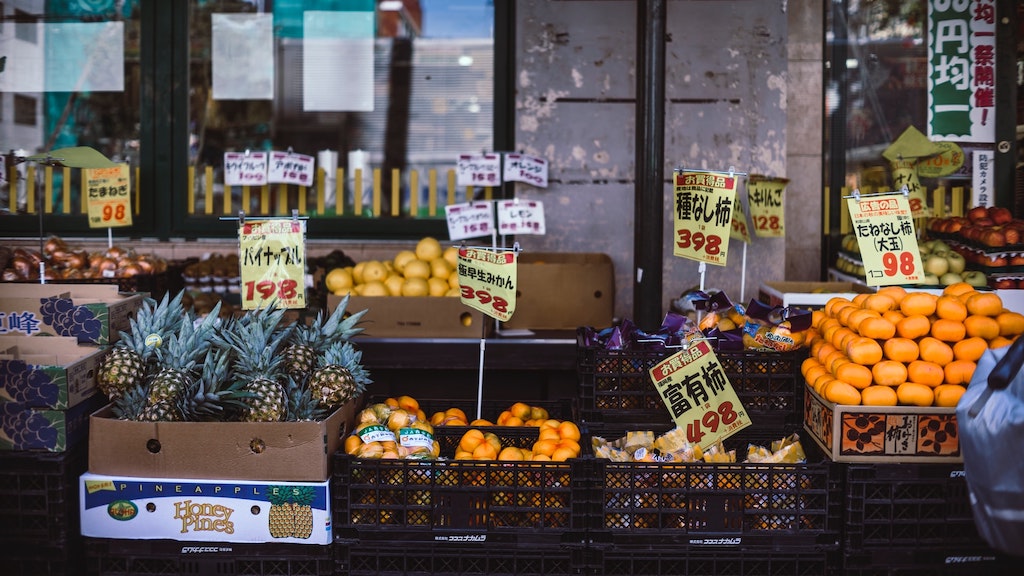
left=939, top=272, right=964, bottom=286
left=920, top=273, right=941, bottom=285
left=961, top=270, right=989, bottom=287
left=945, top=252, right=966, bottom=274
left=923, top=254, right=950, bottom=277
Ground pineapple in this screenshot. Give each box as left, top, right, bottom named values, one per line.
left=281, top=295, right=367, bottom=382
left=139, top=302, right=223, bottom=422
left=178, top=347, right=250, bottom=422
left=285, top=376, right=328, bottom=422
left=308, top=340, right=372, bottom=409
left=216, top=305, right=293, bottom=422
left=111, top=381, right=150, bottom=421
left=97, top=290, right=186, bottom=401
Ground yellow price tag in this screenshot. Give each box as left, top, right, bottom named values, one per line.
left=891, top=159, right=929, bottom=218
left=730, top=195, right=752, bottom=244
left=648, top=340, right=751, bottom=450
left=748, top=175, right=788, bottom=238
left=238, top=219, right=307, bottom=310
left=456, top=247, right=518, bottom=322
left=672, top=170, right=738, bottom=266
left=85, top=164, right=132, bottom=228
left=846, top=194, right=924, bottom=286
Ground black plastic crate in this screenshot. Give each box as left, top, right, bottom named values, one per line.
left=0, top=444, right=87, bottom=545
left=333, top=427, right=596, bottom=541
left=84, top=538, right=333, bottom=576
left=586, top=428, right=842, bottom=551
left=576, top=329, right=805, bottom=429
left=841, top=547, right=1016, bottom=575
left=844, top=463, right=986, bottom=550
left=335, top=538, right=587, bottom=576
left=587, top=546, right=838, bottom=576
left=8, top=540, right=85, bottom=576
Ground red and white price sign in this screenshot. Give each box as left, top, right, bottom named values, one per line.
left=730, top=194, right=752, bottom=245
left=225, top=151, right=269, bottom=186
left=445, top=201, right=494, bottom=241
left=846, top=193, right=924, bottom=286
left=457, top=247, right=517, bottom=322
left=268, top=150, right=315, bottom=186
left=648, top=340, right=751, bottom=449
left=672, top=170, right=738, bottom=266
left=748, top=174, right=788, bottom=238
left=497, top=199, right=545, bottom=235
left=503, top=153, right=548, bottom=188
left=238, top=219, right=307, bottom=310
left=456, top=153, right=502, bottom=187
left=85, top=164, right=132, bottom=228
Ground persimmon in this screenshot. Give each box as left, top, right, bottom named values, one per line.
left=825, top=297, right=855, bottom=317
left=847, top=308, right=881, bottom=331
left=823, top=380, right=862, bottom=405
left=934, top=384, right=967, bottom=407
left=459, top=429, right=486, bottom=453
left=846, top=336, right=884, bottom=365
left=859, top=317, right=896, bottom=340
left=824, top=349, right=851, bottom=374
left=812, top=373, right=836, bottom=396
left=953, top=337, right=988, bottom=362
left=882, top=337, right=919, bottom=363
left=876, top=285, right=908, bottom=306
left=802, top=356, right=824, bottom=379
left=943, top=360, right=976, bottom=385
left=964, top=314, right=1001, bottom=340
left=899, top=292, right=938, bottom=317
left=861, top=385, right=899, bottom=406
left=896, top=382, right=935, bottom=407
left=896, top=314, right=932, bottom=340
left=871, top=360, right=908, bottom=387
left=907, top=360, right=946, bottom=387
left=930, top=318, right=967, bottom=342
left=836, top=362, right=874, bottom=390
left=965, top=292, right=1004, bottom=317
left=831, top=326, right=858, bottom=351
left=882, top=310, right=906, bottom=326
left=942, top=282, right=977, bottom=298
left=988, top=335, right=1014, bottom=349
left=837, top=305, right=861, bottom=328
left=813, top=340, right=838, bottom=364
left=852, top=293, right=872, bottom=307
left=918, top=337, right=954, bottom=366
left=863, top=293, right=897, bottom=313
left=811, top=309, right=827, bottom=329
left=996, top=311, right=1024, bottom=337
left=935, top=295, right=968, bottom=322
left=531, top=438, right=558, bottom=458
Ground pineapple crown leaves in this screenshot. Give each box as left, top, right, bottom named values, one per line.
left=111, top=382, right=150, bottom=421
left=319, top=340, right=372, bottom=388
left=117, top=290, right=187, bottom=359
left=284, top=375, right=328, bottom=422
left=181, top=347, right=253, bottom=421
left=156, top=300, right=224, bottom=372
left=328, top=294, right=369, bottom=341
left=215, top=304, right=294, bottom=379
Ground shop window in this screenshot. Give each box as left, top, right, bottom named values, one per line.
left=13, top=94, right=36, bottom=125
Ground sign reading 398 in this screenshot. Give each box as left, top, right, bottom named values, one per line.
left=846, top=194, right=923, bottom=286
left=672, top=170, right=738, bottom=266
left=457, top=247, right=518, bottom=322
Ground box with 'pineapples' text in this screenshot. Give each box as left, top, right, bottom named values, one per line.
left=0, top=335, right=106, bottom=409
left=88, top=394, right=361, bottom=481
left=803, top=385, right=961, bottom=463
left=0, top=283, right=145, bottom=345
left=80, top=472, right=331, bottom=544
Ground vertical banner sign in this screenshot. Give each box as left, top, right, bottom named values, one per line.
left=673, top=170, right=737, bottom=265
left=648, top=340, right=751, bottom=449
left=238, top=219, right=307, bottom=310
left=456, top=154, right=502, bottom=188
left=847, top=194, right=924, bottom=286
left=497, top=199, right=546, bottom=235
left=747, top=175, right=788, bottom=238
left=730, top=194, right=752, bottom=244
left=503, top=153, right=548, bottom=188
left=927, top=0, right=996, bottom=143
left=445, top=201, right=495, bottom=241
left=268, top=151, right=315, bottom=186
left=890, top=159, right=929, bottom=218
left=224, top=151, right=269, bottom=186
left=457, top=247, right=517, bottom=322
left=972, top=149, right=994, bottom=207
left=85, top=164, right=132, bottom=228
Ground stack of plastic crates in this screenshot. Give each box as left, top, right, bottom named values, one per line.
left=0, top=445, right=88, bottom=575
left=84, top=539, right=334, bottom=576
left=332, top=418, right=595, bottom=576
left=840, top=462, right=1015, bottom=575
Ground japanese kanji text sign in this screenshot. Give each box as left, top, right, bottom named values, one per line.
left=238, top=219, right=306, bottom=310
left=85, top=164, right=132, bottom=228
left=846, top=193, right=924, bottom=286
left=673, top=169, right=738, bottom=265
left=457, top=247, right=517, bottom=322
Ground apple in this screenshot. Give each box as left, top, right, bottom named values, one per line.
left=968, top=206, right=989, bottom=223
left=983, top=229, right=1007, bottom=248
left=920, top=273, right=941, bottom=285
left=988, top=206, right=1013, bottom=225
left=924, top=254, right=950, bottom=277
left=940, top=272, right=965, bottom=286
left=961, top=270, right=989, bottom=287
left=1005, top=227, right=1020, bottom=245
left=945, top=251, right=966, bottom=274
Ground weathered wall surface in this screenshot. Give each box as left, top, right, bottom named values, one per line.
left=513, top=0, right=796, bottom=322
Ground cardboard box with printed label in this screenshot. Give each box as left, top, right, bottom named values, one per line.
left=0, top=335, right=106, bottom=409
left=501, top=252, right=615, bottom=331
left=328, top=294, right=487, bottom=338
left=80, top=473, right=331, bottom=544
left=1, top=392, right=106, bottom=451
left=88, top=395, right=361, bottom=482
left=0, top=283, right=145, bottom=345
left=803, top=385, right=961, bottom=463
left=758, top=281, right=875, bottom=309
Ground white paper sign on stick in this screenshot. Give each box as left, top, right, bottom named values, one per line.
left=224, top=151, right=269, bottom=186
left=497, top=199, right=545, bottom=235
left=268, top=150, right=315, bottom=186
left=456, top=154, right=502, bottom=188
left=445, top=201, right=495, bottom=241
left=503, top=153, right=548, bottom=188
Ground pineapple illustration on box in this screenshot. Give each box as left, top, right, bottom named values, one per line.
left=267, top=485, right=316, bottom=539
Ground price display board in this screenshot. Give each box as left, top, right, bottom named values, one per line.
left=503, top=153, right=548, bottom=188
left=672, top=169, right=738, bottom=266
left=730, top=194, right=752, bottom=244
left=268, top=150, right=315, bottom=186
left=238, top=219, right=306, bottom=310
left=648, top=340, right=751, bottom=449
left=496, top=199, right=545, bottom=235
left=890, top=159, right=929, bottom=218
left=446, top=201, right=495, bottom=241
left=85, top=164, right=132, bottom=228
left=457, top=247, right=517, bottom=322
left=224, top=151, right=269, bottom=186
left=846, top=193, right=924, bottom=286
left=456, top=153, right=502, bottom=188
left=747, top=175, right=788, bottom=238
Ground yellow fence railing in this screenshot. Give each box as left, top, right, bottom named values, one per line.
left=4, top=166, right=493, bottom=219
left=824, top=186, right=970, bottom=235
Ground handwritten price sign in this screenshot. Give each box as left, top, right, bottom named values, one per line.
left=846, top=193, right=923, bottom=286
left=85, top=164, right=132, bottom=228
left=496, top=199, right=545, bottom=235
left=456, top=153, right=502, bottom=188
left=648, top=340, right=751, bottom=449
left=503, top=153, right=548, bottom=188
left=456, top=247, right=517, bottom=322
left=224, top=151, right=269, bottom=186
left=268, top=150, right=314, bottom=186
left=730, top=194, right=752, bottom=245
left=747, top=175, right=788, bottom=238
left=672, top=170, right=737, bottom=266
left=238, top=219, right=307, bottom=310
left=446, top=201, right=495, bottom=241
